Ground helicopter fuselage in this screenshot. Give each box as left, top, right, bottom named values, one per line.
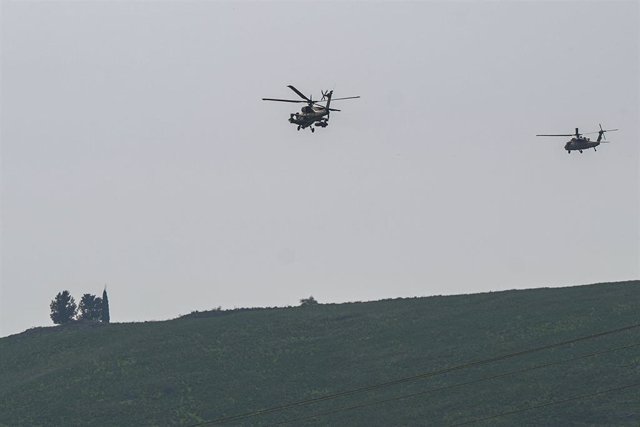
left=564, top=137, right=600, bottom=153
left=288, top=107, right=329, bottom=130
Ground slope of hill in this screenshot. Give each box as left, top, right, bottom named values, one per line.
left=1, top=280, right=639, bottom=426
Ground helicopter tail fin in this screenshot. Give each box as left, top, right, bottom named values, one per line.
left=597, top=124, right=619, bottom=142
left=322, top=90, right=333, bottom=111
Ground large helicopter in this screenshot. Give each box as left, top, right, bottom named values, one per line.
left=536, top=124, right=618, bottom=153
left=262, top=85, right=360, bottom=133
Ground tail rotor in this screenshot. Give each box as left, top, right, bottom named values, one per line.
left=598, top=123, right=619, bottom=142
left=320, top=90, right=334, bottom=119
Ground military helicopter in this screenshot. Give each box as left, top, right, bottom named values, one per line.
left=536, top=124, right=618, bottom=153
left=262, top=85, right=360, bottom=133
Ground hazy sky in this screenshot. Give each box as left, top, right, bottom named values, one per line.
left=1, top=1, right=638, bottom=337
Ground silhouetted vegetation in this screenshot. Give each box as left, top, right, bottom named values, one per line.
left=299, top=295, right=319, bottom=306
left=78, top=294, right=103, bottom=321
left=50, top=289, right=110, bottom=325
left=49, top=290, right=77, bottom=324
left=101, top=288, right=110, bottom=323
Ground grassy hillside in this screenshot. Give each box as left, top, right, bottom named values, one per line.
left=1, top=281, right=639, bottom=426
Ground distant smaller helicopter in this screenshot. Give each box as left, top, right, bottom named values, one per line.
left=262, top=85, right=360, bottom=133
left=536, top=124, right=618, bottom=153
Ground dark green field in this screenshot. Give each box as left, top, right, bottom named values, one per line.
left=1, top=281, right=639, bottom=426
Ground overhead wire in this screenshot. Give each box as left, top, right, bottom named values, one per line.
left=452, top=382, right=640, bottom=426
left=190, top=322, right=640, bottom=426
left=270, top=342, right=640, bottom=426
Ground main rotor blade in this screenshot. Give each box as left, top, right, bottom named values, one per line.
left=311, top=104, right=341, bottom=111
left=581, top=129, right=619, bottom=135
left=536, top=134, right=574, bottom=137
left=287, top=85, right=312, bottom=102
left=330, top=96, right=361, bottom=101
left=310, top=103, right=341, bottom=111
left=262, top=98, right=306, bottom=103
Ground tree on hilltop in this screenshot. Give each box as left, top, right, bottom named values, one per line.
left=49, top=290, right=77, bottom=325
left=300, top=296, right=318, bottom=306
left=101, top=287, right=110, bottom=323
left=78, top=293, right=103, bottom=321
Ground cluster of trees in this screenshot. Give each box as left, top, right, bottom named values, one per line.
left=299, top=296, right=318, bottom=306
left=49, top=289, right=315, bottom=325
left=50, top=288, right=110, bottom=325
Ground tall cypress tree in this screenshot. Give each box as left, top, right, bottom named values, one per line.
left=101, top=286, right=110, bottom=323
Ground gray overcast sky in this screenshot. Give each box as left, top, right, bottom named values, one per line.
left=1, top=1, right=638, bottom=337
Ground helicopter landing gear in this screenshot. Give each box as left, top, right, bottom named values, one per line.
left=594, top=147, right=597, bottom=152
left=297, top=126, right=301, bottom=131
left=579, top=150, right=583, bottom=153
left=567, top=150, right=571, bottom=154
left=311, top=127, right=315, bottom=133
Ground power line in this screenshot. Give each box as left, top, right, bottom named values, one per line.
left=271, top=342, right=640, bottom=426
left=452, top=382, right=640, bottom=426
left=191, top=322, right=640, bottom=426
left=197, top=323, right=640, bottom=425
